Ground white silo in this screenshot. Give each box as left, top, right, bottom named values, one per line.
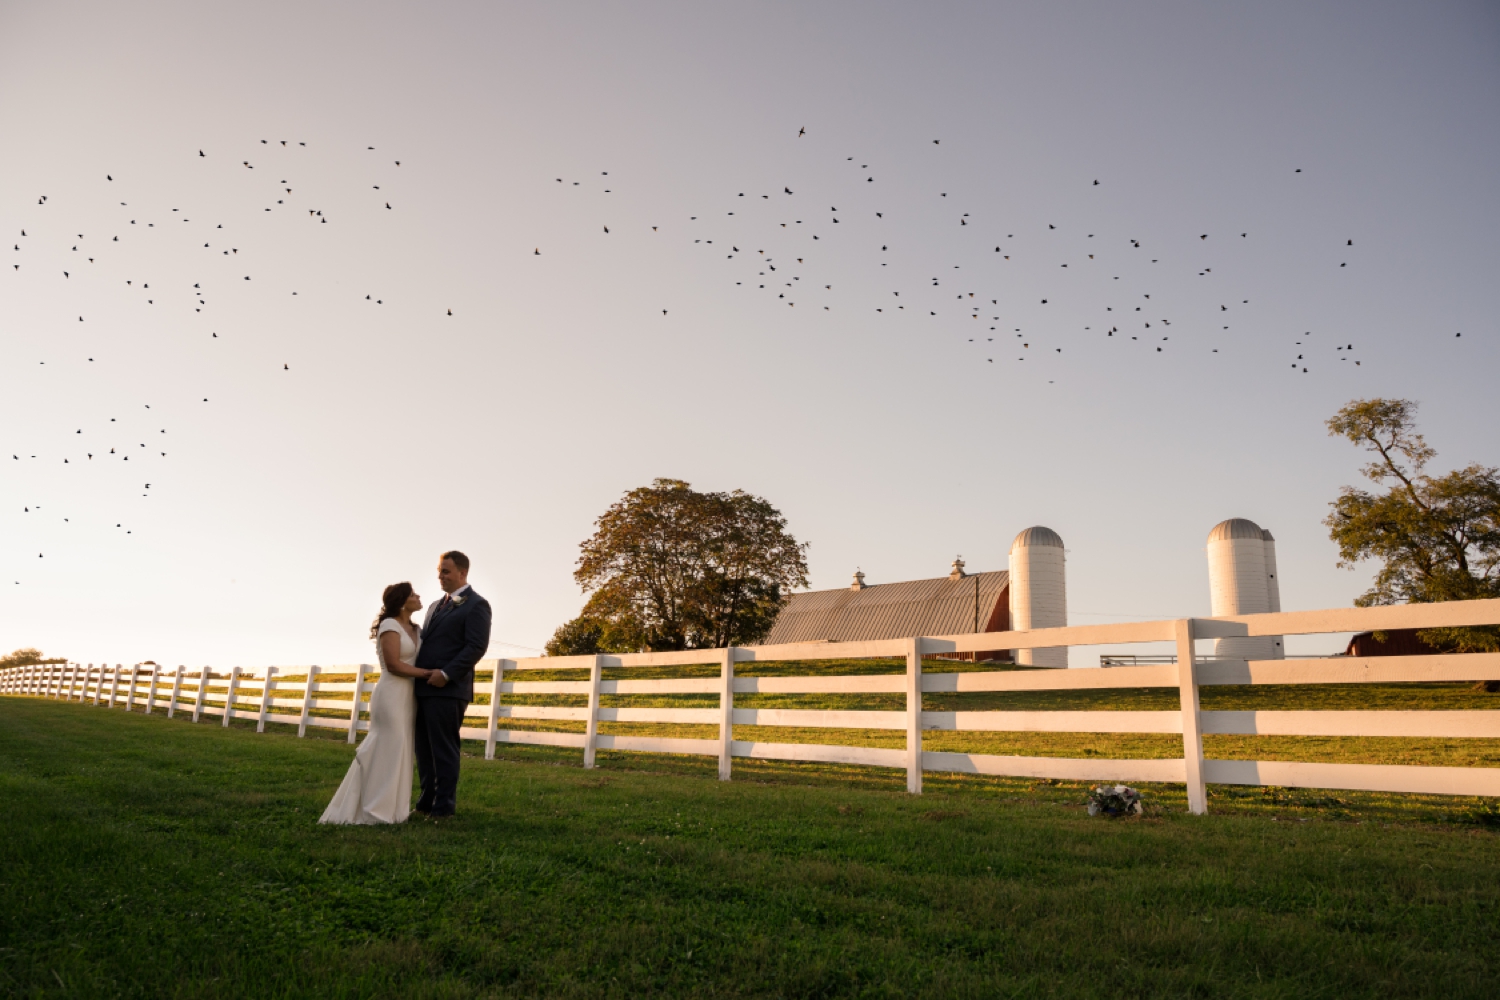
left=1009, top=526, right=1068, bottom=668
left=1260, top=528, right=1285, bottom=658
left=1206, top=518, right=1282, bottom=660
left=1261, top=529, right=1282, bottom=614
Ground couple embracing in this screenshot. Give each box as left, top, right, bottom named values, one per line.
left=320, top=550, right=492, bottom=824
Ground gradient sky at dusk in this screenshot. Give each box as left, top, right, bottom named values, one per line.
left=3, top=1, right=1498, bottom=666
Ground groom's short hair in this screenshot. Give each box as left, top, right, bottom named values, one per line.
left=441, top=550, right=470, bottom=572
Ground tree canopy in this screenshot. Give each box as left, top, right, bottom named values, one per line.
left=1325, top=398, right=1500, bottom=652
left=0, top=648, right=64, bottom=669
left=547, top=479, right=809, bottom=655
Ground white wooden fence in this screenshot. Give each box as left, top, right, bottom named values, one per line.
left=5, top=598, right=1499, bottom=814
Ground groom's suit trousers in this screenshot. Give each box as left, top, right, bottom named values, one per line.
left=414, top=697, right=466, bottom=815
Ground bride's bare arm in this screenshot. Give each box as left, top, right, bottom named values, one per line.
left=379, top=631, right=432, bottom=679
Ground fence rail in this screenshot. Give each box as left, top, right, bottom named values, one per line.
left=5, top=598, right=1500, bottom=813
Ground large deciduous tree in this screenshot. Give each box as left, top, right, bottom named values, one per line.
left=546, top=479, right=809, bottom=655
left=1324, top=398, right=1500, bottom=652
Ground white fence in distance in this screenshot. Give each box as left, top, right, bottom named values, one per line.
left=5, top=598, right=1500, bottom=814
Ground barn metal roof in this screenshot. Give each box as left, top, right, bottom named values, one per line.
left=764, top=570, right=1010, bottom=645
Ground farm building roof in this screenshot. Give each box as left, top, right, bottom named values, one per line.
left=764, top=570, right=1010, bottom=645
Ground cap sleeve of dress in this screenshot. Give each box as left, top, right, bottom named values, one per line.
left=377, top=618, right=405, bottom=638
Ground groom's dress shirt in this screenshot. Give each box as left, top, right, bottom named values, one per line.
left=432, top=584, right=471, bottom=681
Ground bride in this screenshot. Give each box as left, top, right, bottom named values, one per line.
left=320, top=582, right=435, bottom=825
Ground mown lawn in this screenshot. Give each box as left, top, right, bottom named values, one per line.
left=2, top=695, right=1498, bottom=998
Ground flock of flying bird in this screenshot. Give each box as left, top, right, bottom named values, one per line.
left=7, top=128, right=1469, bottom=576
left=545, top=130, right=1402, bottom=382
left=9, top=140, right=408, bottom=569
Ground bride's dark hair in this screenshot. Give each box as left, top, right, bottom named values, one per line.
left=370, top=581, right=414, bottom=639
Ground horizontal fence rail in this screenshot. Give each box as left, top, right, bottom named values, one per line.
left=5, top=598, right=1500, bottom=814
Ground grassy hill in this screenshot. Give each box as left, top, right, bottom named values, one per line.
left=3, top=694, right=1498, bottom=998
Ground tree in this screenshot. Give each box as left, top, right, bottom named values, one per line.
left=547, top=478, right=809, bottom=654
left=1325, top=398, right=1500, bottom=653
left=0, top=648, right=64, bottom=669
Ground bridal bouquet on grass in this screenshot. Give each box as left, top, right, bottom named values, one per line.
left=1087, top=784, right=1144, bottom=818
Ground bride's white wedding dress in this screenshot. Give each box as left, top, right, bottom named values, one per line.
left=319, top=619, right=419, bottom=825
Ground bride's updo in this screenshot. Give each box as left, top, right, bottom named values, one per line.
left=369, top=581, right=414, bottom=639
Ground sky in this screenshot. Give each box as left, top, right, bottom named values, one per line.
left=2, top=1, right=1498, bottom=667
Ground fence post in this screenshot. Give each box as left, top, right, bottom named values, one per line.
left=223, top=666, right=242, bottom=727
left=192, top=668, right=211, bottom=723
left=68, top=663, right=81, bottom=701
left=257, top=667, right=277, bottom=733
left=125, top=664, right=142, bottom=712
left=145, top=664, right=161, bottom=713
left=1175, top=619, right=1208, bottom=815
left=52, top=664, right=63, bottom=699
left=347, top=667, right=367, bottom=744
left=108, top=664, right=123, bottom=708
left=167, top=666, right=184, bottom=718
left=45, top=664, right=58, bottom=699
left=719, top=647, right=736, bottom=781
left=91, top=664, right=103, bottom=705
left=485, top=660, right=508, bottom=760
left=298, top=666, right=319, bottom=737
left=906, top=637, right=924, bottom=795
left=582, top=655, right=603, bottom=768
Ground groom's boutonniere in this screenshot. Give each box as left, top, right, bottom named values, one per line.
left=451, top=594, right=467, bottom=606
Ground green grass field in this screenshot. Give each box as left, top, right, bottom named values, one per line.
left=3, top=694, right=1499, bottom=998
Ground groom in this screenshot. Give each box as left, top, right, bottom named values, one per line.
left=413, top=550, right=492, bottom=818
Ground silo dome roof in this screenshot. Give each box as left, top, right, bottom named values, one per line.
left=1207, top=518, right=1264, bottom=542
left=1261, top=528, right=1275, bottom=541
left=1010, top=525, right=1064, bottom=551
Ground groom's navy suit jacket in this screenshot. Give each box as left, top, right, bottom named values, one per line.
left=415, top=587, right=492, bottom=703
